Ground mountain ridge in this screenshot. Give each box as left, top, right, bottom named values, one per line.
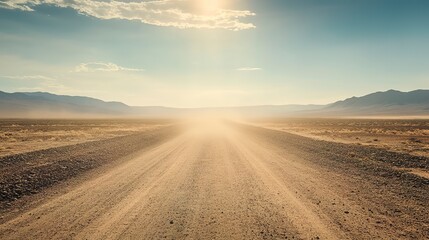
left=328, top=89, right=429, bottom=108
left=0, top=89, right=428, bottom=118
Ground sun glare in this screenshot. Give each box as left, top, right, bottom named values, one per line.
left=194, top=0, right=225, bottom=14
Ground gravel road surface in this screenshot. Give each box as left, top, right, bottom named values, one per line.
left=0, top=121, right=427, bottom=239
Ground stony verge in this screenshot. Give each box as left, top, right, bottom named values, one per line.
left=0, top=125, right=181, bottom=210
left=235, top=123, right=429, bottom=238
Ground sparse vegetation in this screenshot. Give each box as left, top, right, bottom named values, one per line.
left=0, top=119, right=172, bottom=157
left=252, top=118, right=429, bottom=158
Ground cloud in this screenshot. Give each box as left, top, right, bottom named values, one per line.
left=74, top=62, right=144, bottom=72
left=0, top=0, right=256, bottom=31
left=0, top=75, right=56, bottom=81
left=1, top=74, right=74, bottom=93
left=237, top=67, right=262, bottom=71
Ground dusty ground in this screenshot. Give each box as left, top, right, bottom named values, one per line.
left=251, top=118, right=429, bottom=158
left=0, top=120, right=428, bottom=239
left=0, top=119, right=171, bottom=157
left=0, top=123, right=182, bottom=210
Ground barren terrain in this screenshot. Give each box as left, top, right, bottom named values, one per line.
left=0, top=119, right=171, bottom=157
left=0, top=119, right=428, bottom=239
left=252, top=118, right=429, bottom=158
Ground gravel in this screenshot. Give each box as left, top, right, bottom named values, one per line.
left=0, top=125, right=182, bottom=209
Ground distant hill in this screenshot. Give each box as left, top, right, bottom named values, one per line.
left=322, top=89, right=429, bottom=116
left=0, top=89, right=428, bottom=118
left=0, top=91, right=131, bottom=118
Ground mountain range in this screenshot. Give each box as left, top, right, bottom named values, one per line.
left=0, top=89, right=428, bottom=118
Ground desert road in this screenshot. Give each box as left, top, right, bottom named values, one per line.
left=0, top=121, right=428, bottom=239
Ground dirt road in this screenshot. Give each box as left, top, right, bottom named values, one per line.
left=0, top=121, right=428, bottom=239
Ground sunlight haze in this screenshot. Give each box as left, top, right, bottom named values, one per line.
left=0, top=0, right=428, bottom=107
left=1, top=1, right=429, bottom=239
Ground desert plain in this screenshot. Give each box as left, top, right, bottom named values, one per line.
left=0, top=118, right=428, bottom=239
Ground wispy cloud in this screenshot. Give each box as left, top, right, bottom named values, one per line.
left=1, top=75, right=56, bottom=81
left=0, top=0, right=256, bottom=31
left=2, top=74, right=74, bottom=93
left=237, top=67, right=262, bottom=71
left=74, top=62, right=144, bottom=72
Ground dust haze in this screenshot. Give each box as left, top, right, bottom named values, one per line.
left=0, top=116, right=428, bottom=239
left=1, top=0, right=429, bottom=238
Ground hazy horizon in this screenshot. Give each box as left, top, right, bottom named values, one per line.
left=1, top=0, right=428, bottom=107
left=1, top=2, right=429, bottom=237
left=2, top=88, right=429, bottom=109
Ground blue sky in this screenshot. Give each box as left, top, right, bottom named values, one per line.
left=0, top=0, right=428, bottom=107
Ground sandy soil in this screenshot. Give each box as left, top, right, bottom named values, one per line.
left=0, top=119, right=171, bottom=157
left=0, top=120, right=428, bottom=239
left=251, top=118, right=429, bottom=158
left=0, top=124, right=182, bottom=208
